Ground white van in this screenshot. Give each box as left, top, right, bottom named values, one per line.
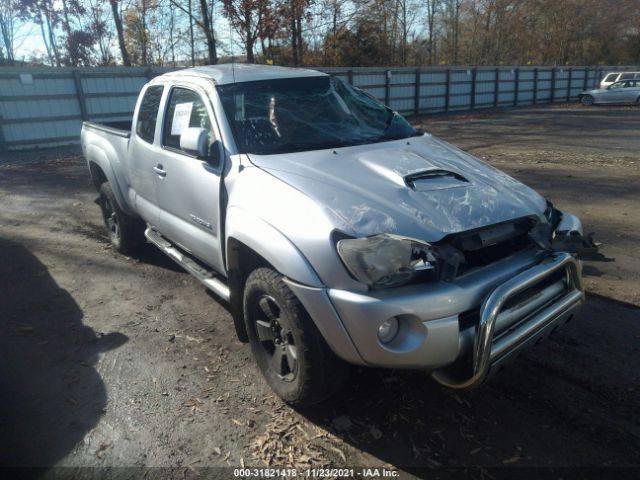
left=600, top=71, right=640, bottom=89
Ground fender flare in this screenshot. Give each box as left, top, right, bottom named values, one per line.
left=225, top=206, right=322, bottom=288
left=224, top=208, right=363, bottom=363
left=86, top=144, right=136, bottom=216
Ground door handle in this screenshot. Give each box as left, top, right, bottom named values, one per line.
left=153, top=165, right=167, bottom=177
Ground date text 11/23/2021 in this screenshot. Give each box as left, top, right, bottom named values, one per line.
left=233, top=468, right=400, bottom=478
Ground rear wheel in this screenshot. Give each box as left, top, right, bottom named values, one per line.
left=580, top=95, right=594, bottom=106
left=98, top=182, right=145, bottom=254
left=243, top=268, right=349, bottom=407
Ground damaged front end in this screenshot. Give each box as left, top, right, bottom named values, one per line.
left=429, top=204, right=594, bottom=389
left=433, top=203, right=599, bottom=282
left=531, top=203, right=600, bottom=259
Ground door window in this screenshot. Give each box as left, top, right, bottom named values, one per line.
left=163, top=87, right=213, bottom=153
left=136, top=85, right=164, bottom=143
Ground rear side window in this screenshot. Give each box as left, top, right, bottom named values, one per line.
left=163, top=87, right=213, bottom=151
left=136, top=85, right=164, bottom=143
left=604, top=73, right=618, bottom=82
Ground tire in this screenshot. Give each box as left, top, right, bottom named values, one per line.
left=243, top=268, right=349, bottom=407
left=580, top=95, right=594, bottom=106
left=98, top=182, right=145, bottom=254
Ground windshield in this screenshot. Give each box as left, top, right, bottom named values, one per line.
left=216, top=76, right=418, bottom=155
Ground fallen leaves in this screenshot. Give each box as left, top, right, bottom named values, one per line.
left=250, top=406, right=347, bottom=469
left=183, top=397, right=204, bottom=415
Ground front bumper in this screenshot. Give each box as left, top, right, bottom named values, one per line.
left=287, top=249, right=584, bottom=387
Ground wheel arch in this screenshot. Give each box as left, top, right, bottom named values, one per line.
left=225, top=209, right=324, bottom=342
left=85, top=145, right=135, bottom=216
left=89, top=161, right=108, bottom=189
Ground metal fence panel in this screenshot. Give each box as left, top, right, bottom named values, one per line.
left=0, top=64, right=636, bottom=150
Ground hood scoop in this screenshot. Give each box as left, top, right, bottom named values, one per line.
left=404, top=169, right=470, bottom=192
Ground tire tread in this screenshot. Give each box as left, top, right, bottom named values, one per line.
left=244, top=268, right=349, bottom=407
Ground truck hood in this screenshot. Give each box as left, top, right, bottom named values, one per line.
left=248, top=134, right=547, bottom=242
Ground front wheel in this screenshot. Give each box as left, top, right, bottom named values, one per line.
left=98, top=182, right=145, bottom=254
left=243, top=268, right=349, bottom=407
left=580, top=95, right=595, bottom=106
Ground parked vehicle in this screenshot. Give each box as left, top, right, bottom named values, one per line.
left=81, top=65, right=591, bottom=406
left=599, top=71, right=640, bottom=89
left=579, top=80, right=640, bottom=106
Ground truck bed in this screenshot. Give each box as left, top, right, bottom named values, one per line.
left=83, top=120, right=132, bottom=138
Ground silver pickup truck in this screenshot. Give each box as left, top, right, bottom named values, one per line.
left=81, top=64, right=588, bottom=406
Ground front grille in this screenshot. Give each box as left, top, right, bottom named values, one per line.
left=457, top=234, right=533, bottom=275
left=500, top=269, right=566, bottom=312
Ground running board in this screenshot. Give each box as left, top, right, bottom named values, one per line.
left=144, top=227, right=230, bottom=302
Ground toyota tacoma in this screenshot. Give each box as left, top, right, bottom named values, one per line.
left=81, top=65, right=589, bottom=406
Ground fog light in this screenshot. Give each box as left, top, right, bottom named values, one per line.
left=378, top=317, right=399, bottom=344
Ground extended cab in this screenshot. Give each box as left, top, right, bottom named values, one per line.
left=81, top=65, right=590, bottom=406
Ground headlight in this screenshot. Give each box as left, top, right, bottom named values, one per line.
left=337, top=234, right=438, bottom=288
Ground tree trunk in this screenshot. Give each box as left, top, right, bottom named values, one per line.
left=290, top=1, right=298, bottom=65
left=42, top=1, right=61, bottom=66
left=188, top=0, right=195, bottom=66
left=296, top=12, right=303, bottom=64
left=36, top=8, right=55, bottom=65
left=61, top=0, right=75, bottom=66
left=0, top=18, right=14, bottom=65
left=141, top=2, right=148, bottom=65
left=245, top=9, right=254, bottom=62
left=110, top=0, right=130, bottom=66
left=199, top=0, right=217, bottom=64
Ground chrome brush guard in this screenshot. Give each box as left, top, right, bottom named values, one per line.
left=433, top=252, right=584, bottom=389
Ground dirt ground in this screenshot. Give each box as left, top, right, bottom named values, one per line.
left=0, top=104, right=638, bottom=478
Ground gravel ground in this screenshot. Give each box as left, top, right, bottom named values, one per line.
left=0, top=104, right=638, bottom=478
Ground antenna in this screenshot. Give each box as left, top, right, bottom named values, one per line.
left=229, top=23, right=236, bottom=83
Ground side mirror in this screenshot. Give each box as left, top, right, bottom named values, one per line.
left=206, top=140, right=222, bottom=167
left=180, top=127, right=208, bottom=157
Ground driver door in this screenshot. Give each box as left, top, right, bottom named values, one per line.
left=153, top=85, right=225, bottom=274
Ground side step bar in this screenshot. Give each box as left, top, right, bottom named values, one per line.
left=144, top=227, right=230, bottom=302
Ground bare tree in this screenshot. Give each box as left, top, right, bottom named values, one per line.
left=222, top=0, right=273, bottom=63
left=169, top=0, right=217, bottom=64
left=425, top=0, right=440, bottom=65
left=0, top=0, right=20, bottom=64
left=110, top=0, right=130, bottom=65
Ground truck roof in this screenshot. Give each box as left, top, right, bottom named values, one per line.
left=158, top=64, right=327, bottom=85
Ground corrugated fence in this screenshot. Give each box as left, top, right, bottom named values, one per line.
left=0, top=65, right=634, bottom=151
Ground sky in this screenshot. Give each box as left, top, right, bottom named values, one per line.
left=10, top=8, right=239, bottom=65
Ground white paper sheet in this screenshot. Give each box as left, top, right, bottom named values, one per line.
left=171, top=102, right=193, bottom=135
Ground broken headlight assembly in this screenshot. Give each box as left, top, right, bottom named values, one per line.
left=337, top=234, right=438, bottom=288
